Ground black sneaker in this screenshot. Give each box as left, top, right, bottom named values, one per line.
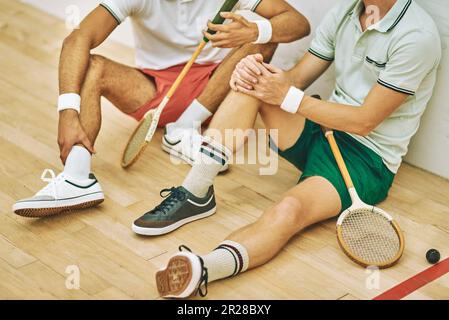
left=132, top=186, right=216, bottom=236
left=156, top=245, right=209, bottom=298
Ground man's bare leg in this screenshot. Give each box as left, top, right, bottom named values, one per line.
left=13, top=55, right=157, bottom=216
left=225, top=177, right=341, bottom=268
left=205, top=94, right=341, bottom=266
left=180, top=89, right=307, bottom=197
left=205, top=90, right=308, bottom=151
left=207, top=99, right=340, bottom=267
left=155, top=91, right=342, bottom=297
left=63, top=54, right=156, bottom=177
left=77, top=54, right=157, bottom=144
left=167, top=43, right=277, bottom=132
left=198, top=43, right=278, bottom=113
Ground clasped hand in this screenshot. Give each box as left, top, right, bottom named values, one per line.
left=230, top=54, right=292, bottom=106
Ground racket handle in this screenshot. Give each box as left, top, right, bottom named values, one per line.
left=203, top=0, right=240, bottom=42
left=166, top=41, right=207, bottom=98
left=324, top=129, right=355, bottom=189
left=166, top=0, right=239, bottom=97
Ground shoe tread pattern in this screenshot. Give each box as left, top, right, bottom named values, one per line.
left=14, top=199, right=104, bottom=218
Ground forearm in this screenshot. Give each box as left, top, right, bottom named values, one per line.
left=298, top=97, right=373, bottom=136
left=286, top=52, right=332, bottom=91
left=58, top=34, right=91, bottom=95
left=234, top=56, right=405, bottom=136
left=269, top=11, right=310, bottom=43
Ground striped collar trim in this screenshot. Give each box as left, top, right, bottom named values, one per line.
left=385, top=0, right=412, bottom=32
left=349, top=0, right=412, bottom=33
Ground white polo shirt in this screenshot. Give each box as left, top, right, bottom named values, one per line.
left=309, top=0, right=441, bottom=173
left=100, top=0, right=262, bottom=70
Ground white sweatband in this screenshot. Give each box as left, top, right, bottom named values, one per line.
left=57, top=93, right=81, bottom=113
left=280, top=86, right=304, bottom=114
left=252, top=19, right=272, bottom=44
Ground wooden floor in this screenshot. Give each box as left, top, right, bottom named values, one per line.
left=0, top=1, right=448, bottom=300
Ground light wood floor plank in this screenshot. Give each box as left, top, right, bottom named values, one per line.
left=0, top=0, right=448, bottom=300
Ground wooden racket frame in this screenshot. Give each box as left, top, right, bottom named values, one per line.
left=121, top=41, right=206, bottom=168
left=336, top=213, right=405, bottom=269
left=121, top=0, right=240, bottom=168
left=324, top=128, right=405, bottom=268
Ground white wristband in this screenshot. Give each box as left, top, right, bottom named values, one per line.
left=57, top=93, right=81, bottom=113
left=252, top=19, right=272, bottom=44
left=280, top=86, right=304, bottom=114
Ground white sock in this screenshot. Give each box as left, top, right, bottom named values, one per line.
left=64, top=146, right=91, bottom=180
left=182, top=137, right=230, bottom=198
left=202, top=240, right=250, bottom=282
left=173, top=99, right=212, bottom=129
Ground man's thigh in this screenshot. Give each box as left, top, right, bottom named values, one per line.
left=259, top=103, right=306, bottom=151
left=99, top=56, right=157, bottom=114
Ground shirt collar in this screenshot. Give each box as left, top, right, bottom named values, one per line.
left=349, top=0, right=413, bottom=33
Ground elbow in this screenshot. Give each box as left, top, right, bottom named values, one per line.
left=350, top=108, right=379, bottom=136
left=294, top=13, right=311, bottom=40
left=62, top=31, right=78, bottom=48
left=302, top=18, right=311, bottom=38
left=62, top=30, right=91, bottom=50
left=353, top=122, right=376, bottom=137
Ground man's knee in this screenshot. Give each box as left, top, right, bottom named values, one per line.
left=85, top=54, right=106, bottom=90
left=238, top=43, right=278, bottom=62
left=89, top=54, right=106, bottom=70
left=266, top=196, right=305, bottom=230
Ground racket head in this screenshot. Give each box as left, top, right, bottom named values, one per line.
left=336, top=205, right=404, bottom=269
left=121, top=111, right=155, bottom=168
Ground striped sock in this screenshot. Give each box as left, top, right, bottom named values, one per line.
left=201, top=240, right=250, bottom=283
left=182, top=137, right=230, bottom=198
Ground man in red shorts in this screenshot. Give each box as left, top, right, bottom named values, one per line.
left=12, top=0, right=310, bottom=217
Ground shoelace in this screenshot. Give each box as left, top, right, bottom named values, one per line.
left=151, top=187, right=187, bottom=215
left=39, top=169, right=62, bottom=199
left=179, top=245, right=209, bottom=297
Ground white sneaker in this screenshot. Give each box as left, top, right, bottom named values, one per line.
left=161, top=124, right=228, bottom=172
left=155, top=246, right=208, bottom=298
left=13, top=169, right=104, bottom=218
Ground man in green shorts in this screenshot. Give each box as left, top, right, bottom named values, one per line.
left=141, top=0, right=441, bottom=298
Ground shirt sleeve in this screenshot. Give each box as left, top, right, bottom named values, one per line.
left=238, top=0, right=263, bottom=12
left=378, top=30, right=441, bottom=95
left=308, top=3, right=342, bottom=62
left=100, top=0, right=150, bottom=24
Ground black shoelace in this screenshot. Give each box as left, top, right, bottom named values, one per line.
left=179, top=245, right=209, bottom=297
left=151, top=187, right=186, bottom=215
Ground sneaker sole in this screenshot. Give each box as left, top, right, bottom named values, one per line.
left=13, top=193, right=105, bottom=218
left=156, top=255, right=195, bottom=298
left=161, top=141, right=228, bottom=173
left=132, top=206, right=216, bottom=236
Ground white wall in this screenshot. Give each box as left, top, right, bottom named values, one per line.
left=23, top=0, right=449, bottom=179
left=281, top=0, right=449, bottom=180
left=21, top=0, right=135, bottom=46
left=404, top=0, right=449, bottom=179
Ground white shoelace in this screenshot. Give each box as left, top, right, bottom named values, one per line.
left=38, top=169, right=63, bottom=199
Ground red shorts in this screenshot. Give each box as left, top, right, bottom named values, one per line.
left=129, top=63, right=220, bottom=126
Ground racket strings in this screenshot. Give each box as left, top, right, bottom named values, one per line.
left=122, top=116, right=152, bottom=166
left=340, top=209, right=400, bottom=265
